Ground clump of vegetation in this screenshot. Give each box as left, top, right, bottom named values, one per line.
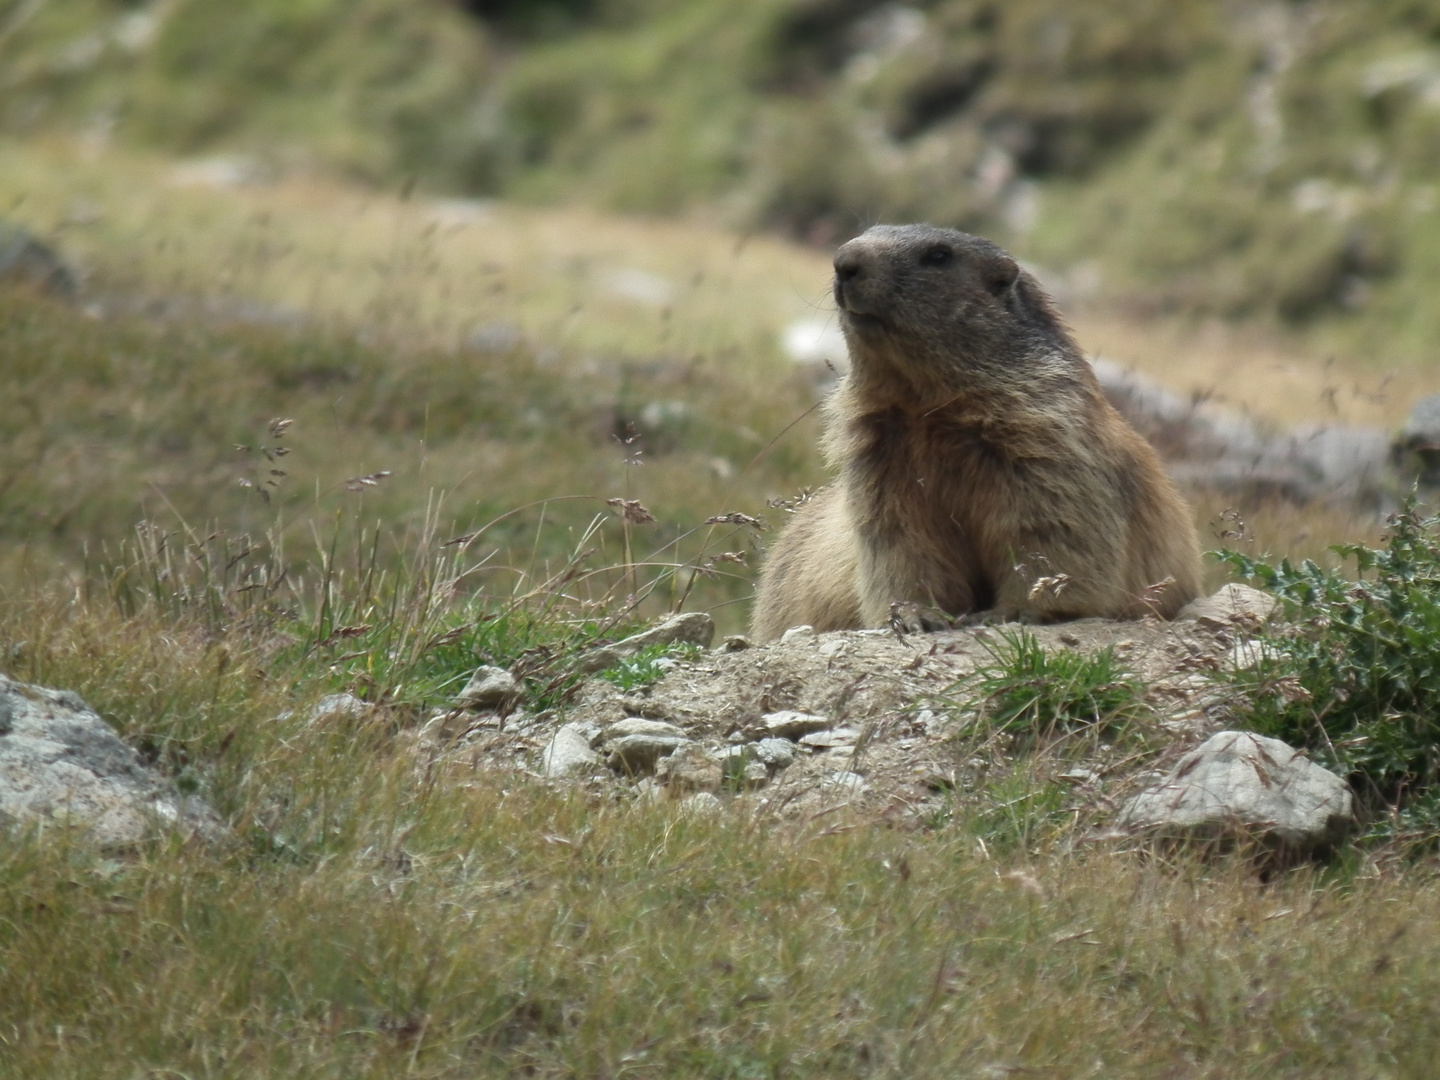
left=597, top=640, right=701, bottom=692
left=966, top=629, right=1146, bottom=739
left=1219, top=500, right=1440, bottom=839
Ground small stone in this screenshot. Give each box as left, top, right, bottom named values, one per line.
left=717, top=635, right=751, bottom=652
left=455, top=665, right=521, bottom=710
left=779, top=625, right=816, bottom=645
left=541, top=724, right=599, bottom=777
left=818, top=638, right=849, bottom=658
left=799, top=727, right=860, bottom=749
left=655, top=744, right=723, bottom=792
left=606, top=734, right=691, bottom=773
left=751, top=738, right=797, bottom=769
left=1059, top=767, right=1098, bottom=785
left=760, top=710, right=830, bottom=740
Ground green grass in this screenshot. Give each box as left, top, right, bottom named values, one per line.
left=964, top=629, right=1148, bottom=740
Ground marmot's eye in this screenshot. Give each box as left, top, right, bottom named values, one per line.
left=922, top=245, right=953, bottom=267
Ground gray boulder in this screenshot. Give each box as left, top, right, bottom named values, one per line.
left=0, top=673, right=219, bottom=847
left=1119, top=730, right=1354, bottom=854
left=1091, top=356, right=1391, bottom=509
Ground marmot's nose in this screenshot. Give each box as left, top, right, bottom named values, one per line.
left=834, top=249, right=863, bottom=283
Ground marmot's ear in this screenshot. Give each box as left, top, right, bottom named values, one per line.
left=983, top=254, right=1020, bottom=297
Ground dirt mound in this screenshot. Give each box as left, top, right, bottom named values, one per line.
left=426, top=587, right=1275, bottom=829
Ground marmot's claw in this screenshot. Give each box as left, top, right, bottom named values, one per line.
left=888, top=601, right=956, bottom=635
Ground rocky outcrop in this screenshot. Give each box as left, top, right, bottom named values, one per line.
left=0, top=673, right=219, bottom=847
left=1091, top=357, right=1392, bottom=510
left=1118, top=730, right=1354, bottom=855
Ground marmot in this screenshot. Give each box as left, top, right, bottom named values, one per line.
left=751, top=224, right=1202, bottom=640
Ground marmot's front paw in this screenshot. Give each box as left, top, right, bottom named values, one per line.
left=888, top=601, right=956, bottom=635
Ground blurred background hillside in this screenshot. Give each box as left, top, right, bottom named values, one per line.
left=7, top=0, right=1440, bottom=358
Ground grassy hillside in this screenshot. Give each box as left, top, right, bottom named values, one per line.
left=9, top=0, right=1440, bottom=359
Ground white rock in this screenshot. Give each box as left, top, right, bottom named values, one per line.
left=1119, top=730, right=1354, bottom=851
left=779, top=625, right=816, bottom=645
left=541, top=724, right=599, bottom=777
left=574, top=613, right=715, bottom=673
left=740, top=761, right=770, bottom=788
left=1229, top=640, right=1282, bottom=670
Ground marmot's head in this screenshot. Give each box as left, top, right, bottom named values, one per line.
left=832, top=224, right=1076, bottom=398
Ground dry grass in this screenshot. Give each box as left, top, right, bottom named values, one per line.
left=3, top=588, right=1440, bottom=1080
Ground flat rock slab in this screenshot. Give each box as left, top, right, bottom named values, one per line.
left=0, top=673, right=220, bottom=848
left=1119, top=730, right=1354, bottom=852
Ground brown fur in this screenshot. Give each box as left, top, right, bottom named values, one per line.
left=751, top=224, right=1202, bottom=641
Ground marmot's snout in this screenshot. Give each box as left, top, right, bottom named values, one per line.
left=833, top=237, right=888, bottom=319
left=832, top=244, right=865, bottom=313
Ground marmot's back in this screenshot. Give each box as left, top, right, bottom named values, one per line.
left=751, top=224, right=1202, bottom=641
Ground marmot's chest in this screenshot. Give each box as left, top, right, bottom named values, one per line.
left=847, top=411, right=1023, bottom=538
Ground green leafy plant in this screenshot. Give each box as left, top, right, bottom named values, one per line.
left=966, top=630, right=1145, bottom=738
left=597, top=641, right=701, bottom=692
left=1217, top=500, right=1440, bottom=830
